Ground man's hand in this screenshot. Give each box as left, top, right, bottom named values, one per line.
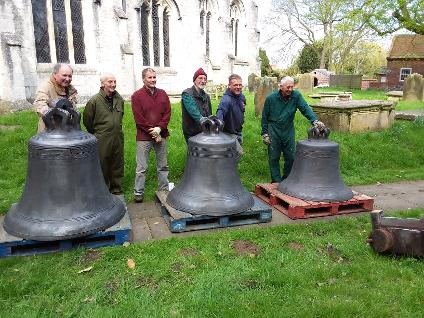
left=154, top=135, right=162, bottom=143
left=148, top=127, right=161, bottom=138
left=40, top=105, right=50, bottom=115
left=313, top=120, right=326, bottom=130
left=262, top=134, right=272, bottom=145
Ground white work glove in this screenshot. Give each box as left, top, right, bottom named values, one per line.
left=262, top=134, right=272, bottom=145
left=313, top=120, right=326, bottom=130
left=40, top=105, right=50, bottom=115
left=148, top=126, right=161, bottom=138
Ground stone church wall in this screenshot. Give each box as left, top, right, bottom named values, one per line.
left=0, top=0, right=261, bottom=111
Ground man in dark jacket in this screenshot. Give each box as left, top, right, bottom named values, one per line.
left=261, top=76, right=326, bottom=182
left=131, top=68, right=171, bottom=203
left=181, top=68, right=212, bottom=143
left=216, top=74, right=246, bottom=157
left=83, top=73, right=124, bottom=195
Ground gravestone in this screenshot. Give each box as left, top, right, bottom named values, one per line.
left=248, top=73, right=259, bottom=92
left=403, top=73, right=424, bottom=102
left=254, top=77, right=278, bottom=116
left=297, top=73, right=314, bottom=93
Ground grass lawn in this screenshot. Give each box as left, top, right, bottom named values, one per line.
left=1, top=209, right=424, bottom=317
left=0, top=89, right=424, bottom=317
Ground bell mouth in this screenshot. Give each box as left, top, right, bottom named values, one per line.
left=3, top=196, right=126, bottom=241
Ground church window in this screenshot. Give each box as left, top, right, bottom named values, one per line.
left=31, top=0, right=51, bottom=63
left=139, top=1, right=173, bottom=67
left=70, top=0, right=86, bottom=64
left=152, top=1, right=160, bottom=67
left=52, top=0, right=69, bottom=62
left=234, top=19, right=239, bottom=56
left=230, top=2, right=241, bottom=57
left=31, top=0, right=86, bottom=64
left=163, top=9, right=170, bottom=67
left=200, top=10, right=205, bottom=33
left=206, top=12, right=211, bottom=57
left=140, top=3, right=150, bottom=66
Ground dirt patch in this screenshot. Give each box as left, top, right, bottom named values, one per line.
left=241, top=279, right=260, bottom=289
left=318, top=243, right=351, bottom=264
left=179, top=247, right=199, bottom=257
left=231, top=240, right=260, bottom=257
left=136, top=275, right=160, bottom=290
left=105, top=280, right=120, bottom=293
left=171, top=262, right=183, bottom=272
left=0, top=125, right=20, bottom=132
left=286, top=242, right=305, bottom=251
left=79, top=249, right=103, bottom=263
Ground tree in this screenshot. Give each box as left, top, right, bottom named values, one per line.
left=360, top=0, right=424, bottom=35
left=297, top=44, right=320, bottom=73
left=259, top=48, right=273, bottom=76
left=266, top=0, right=373, bottom=69
left=333, top=40, right=387, bottom=76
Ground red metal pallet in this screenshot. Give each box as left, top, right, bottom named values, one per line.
left=255, top=183, right=374, bottom=219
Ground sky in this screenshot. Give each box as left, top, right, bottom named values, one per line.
left=256, top=0, right=394, bottom=69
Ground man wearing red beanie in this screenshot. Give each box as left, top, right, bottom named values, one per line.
left=181, top=67, right=212, bottom=143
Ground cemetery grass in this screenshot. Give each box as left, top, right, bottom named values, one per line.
left=1, top=90, right=424, bottom=213
left=309, top=87, right=424, bottom=111
left=1, top=208, right=424, bottom=317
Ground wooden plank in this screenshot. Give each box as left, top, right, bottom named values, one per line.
left=156, top=191, right=272, bottom=233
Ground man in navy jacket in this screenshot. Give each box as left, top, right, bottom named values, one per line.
left=216, top=74, right=246, bottom=158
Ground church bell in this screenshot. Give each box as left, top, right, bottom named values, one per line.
left=278, top=127, right=353, bottom=202
left=3, top=103, right=126, bottom=241
left=166, top=116, right=254, bottom=216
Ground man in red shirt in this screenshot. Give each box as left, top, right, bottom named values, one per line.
left=131, top=68, right=171, bottom=203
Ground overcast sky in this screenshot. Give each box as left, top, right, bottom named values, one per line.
left=256, top=0, right=394, bottom=69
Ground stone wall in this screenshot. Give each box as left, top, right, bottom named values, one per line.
left=0, top=0, right=261, bottom=110
left=386, top=59, right=424, bottom=90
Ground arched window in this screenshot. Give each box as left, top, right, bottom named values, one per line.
left=200, top=10, right=205, bottom=33
left=52, top=0, right=69, bottom=62
left=70, top=0, right=86, bottom=64
left=152, top=1, right=160, bottom=66
left=140, top=3, right=150, bottom=66
left=31, top=0, right=86, bottom=64
left=230, top=1, right=242, bottom=57
left=163, top=8, right=170, bottom=67
left=234, top=19, right=239, bottom=57
left=138, top=1, right=174, bottom=67
left=31, top=0, right=50, bottom=63
left=206, top=12, right=211, bottom=57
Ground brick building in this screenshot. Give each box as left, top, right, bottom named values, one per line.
left=386, top=34, right=424, bottom=90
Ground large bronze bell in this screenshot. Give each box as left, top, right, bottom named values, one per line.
left=3, top=102, right=125, bottom=241
left=166, top=116, right=254, bottom=216
left=278, top=127, right=353, bottom=202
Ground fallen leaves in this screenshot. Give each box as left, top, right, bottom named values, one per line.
left=77, top=266, right=93, bottom=274
left=127, top=258, right=136, bottom=269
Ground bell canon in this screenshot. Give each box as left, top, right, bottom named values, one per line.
left=3, top=104, right=126, bottom=241
left=278, top=127, right=353, bottom=202
left=166, top=116, right=254, bottom=216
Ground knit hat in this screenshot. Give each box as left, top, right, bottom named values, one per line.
left=193, top=68, right=207, bottom=82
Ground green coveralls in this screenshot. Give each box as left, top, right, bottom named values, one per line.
left=261, top=90, right=317, bottom=182
left=83, top=89, right=125, bottom=194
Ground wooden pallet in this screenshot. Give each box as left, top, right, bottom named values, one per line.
left=0, top=211, right=131, bottom=258
left=255, top=183, right=374, bottom=219
left=156, top=191, right=272, bottom=233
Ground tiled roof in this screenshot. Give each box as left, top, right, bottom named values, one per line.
left=388, top=34, right=424, bottom=59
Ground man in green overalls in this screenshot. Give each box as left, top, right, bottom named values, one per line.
left=261, top=76, right=325, bottom=182
left=83, top=73, right=125, bottom=196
